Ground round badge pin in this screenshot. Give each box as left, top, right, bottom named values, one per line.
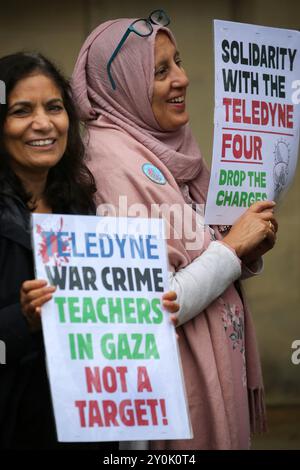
left=142, top=163, right=166, bottom=185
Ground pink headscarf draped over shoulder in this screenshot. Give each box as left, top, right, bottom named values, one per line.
left=71, top=19, right=266, bottom=450
left=71, top=18, right=210, bottom=203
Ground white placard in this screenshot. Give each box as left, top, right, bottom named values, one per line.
left=31, top=214, right=191, bottom=442
left=205, top=20, right=300, bottom=225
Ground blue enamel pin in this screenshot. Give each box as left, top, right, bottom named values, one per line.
left=142, top=163, right=166, bottom=185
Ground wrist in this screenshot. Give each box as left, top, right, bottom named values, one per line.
left=242, top=253, right=259, bottom=267
left=222, top=235, right=243, bottom=258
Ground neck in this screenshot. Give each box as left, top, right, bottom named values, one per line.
left=14, top=168, right=51, bottom=212
left=14, top=168, right=47, bottom=199
left=34, top=198, right=52, bottom=214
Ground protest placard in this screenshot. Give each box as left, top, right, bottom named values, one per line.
left=31, top=214, right=191, bottom=442
left=205, top=20, right=300, bottom=225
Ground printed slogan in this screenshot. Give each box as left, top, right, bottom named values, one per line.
left=205, top=20, right=300, bottom=224
left=32, top=214, right=191, bottom=442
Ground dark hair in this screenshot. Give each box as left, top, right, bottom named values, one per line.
left=0, top=52, right=96, bottom=214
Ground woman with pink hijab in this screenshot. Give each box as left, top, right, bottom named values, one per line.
left=72, top=10, right=278, bottom=450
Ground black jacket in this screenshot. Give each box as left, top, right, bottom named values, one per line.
left=0, top=192, right=56, bottom=449
left=0, top=190, right=116, bottom=450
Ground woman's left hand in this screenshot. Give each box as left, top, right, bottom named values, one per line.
left=162, top=291, right=179, bottom=327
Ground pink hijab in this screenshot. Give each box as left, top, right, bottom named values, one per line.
left=71, top=18, right=266, bottom=449
left=71, top=18, right=210, bottom=200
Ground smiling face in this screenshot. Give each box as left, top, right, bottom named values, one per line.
left=3, top=73, right=69, bottom=179
left=151, top=32, right=189, bottom=131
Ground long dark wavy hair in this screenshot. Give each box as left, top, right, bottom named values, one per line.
left=0, top=52, right=96, bottom=214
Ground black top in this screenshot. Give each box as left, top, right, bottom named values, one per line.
left=0, top=186, right=116, bottom=450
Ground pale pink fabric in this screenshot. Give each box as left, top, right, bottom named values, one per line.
left=71, top=18, right=266, bottom=449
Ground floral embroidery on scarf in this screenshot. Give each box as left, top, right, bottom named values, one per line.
left=222, top=303, right=244, bottom=350
left=219, top=300, right=247, bottom=387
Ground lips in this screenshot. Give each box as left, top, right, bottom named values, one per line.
left=26, top=138, right=56, bottom=147
left=166, top=95, right=185, bottom=104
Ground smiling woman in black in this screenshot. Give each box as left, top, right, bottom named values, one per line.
left=0, top=52, right=101, bottom=449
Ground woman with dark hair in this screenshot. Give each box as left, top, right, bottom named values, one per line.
left=0, top=52, right=96, bottom=214
left=0, top=51, right=99, bottom=450
left=0, top=51, right=179, bottom=449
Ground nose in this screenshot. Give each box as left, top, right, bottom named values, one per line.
left=31, top=110, right=53, bottom=132
left=171, top=66, right=189, bottom=89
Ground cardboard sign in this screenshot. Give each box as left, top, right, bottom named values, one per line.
left=31, top=214, right=191, bottom=442
left=205, top=20, right=300, bottom=224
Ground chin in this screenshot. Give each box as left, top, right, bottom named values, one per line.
left=156, top=111, right=189, bottom=131
left=169, top=117, right=189, bottom=131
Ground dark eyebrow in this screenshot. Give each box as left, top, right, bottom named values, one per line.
left=47, top=98, right=64, bottom=105
left=155, top=49, right=181, bottom=67
left=8, top=97, right=64, bottom=111
left=8, top=100, right=31, bottom=110
left=156, top=59, right=168, bottom=68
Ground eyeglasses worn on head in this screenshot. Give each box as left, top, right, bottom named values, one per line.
left=106, top=9, right=170, bottom=91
